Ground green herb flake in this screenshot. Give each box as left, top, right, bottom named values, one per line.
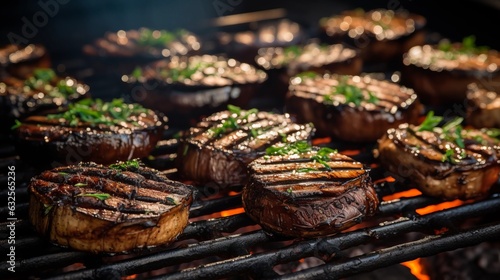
left=367, top=91, right=379, bottom=103
left=110, top=159, right=141, bottom=171
left=209, top=105, right=260, bottom=138
left=33, top=68, right=56, bottom=82
left=137, top=28, right=180, bottom=48
left=442, top=117, right=464, bottom=132
left=296, top=71, right=318, bottom=79
left=441, top=149, right=455, bottom=163
left=438, top=35, right=489, bottom=59
left=77, top=193, right=111, bottom=200
left=43, top=204, right=53, bottom=215
left=182, top=145, right=189, bottom=156
left=165, top=197, right=177, bottom=205
left=286, top=187, right=293, bottom=194
left=283, top=45, right=302, bottom=58
left=297, top=167, right=317, bottom=173
left=227, top=104, right=241, bottom=114
left=324, top=76, right=377, bottom=106
left=418, top=111, right=443, bottom=131
left=46, top=98, right=148, bottom=127
left=250, top=128, right=259, bottom=138
left=484, top=128, right=500, bottom=138
left=10, top=119, right=22, bottom=130
left=74, top=183, right=87, bottom=187
left=265, top=141, right=312, bottom=156
left=132, top=67, right=143, bottom=79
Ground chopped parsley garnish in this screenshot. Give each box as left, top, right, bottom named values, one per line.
left=132, top=67, right=143, bottom=79
left=74, top=183, right=87, bottom=187
left=296, top=71, right=319, bottom=79
left=324, top=76, right=378, bottom=106
left=182, top=145, right=189, bottom=156
left=43, top=204, right=53, bottom=216
left=417, top=111, right=468, bottom=163
left=137, top=28, right=186, bottom=48
left=23, top=68, right=80, bottom=100
left=265, top=142, right=337, bottom=171
left=265, top=141, right=313, bottom=156
left=77, top=193, right=111, bottom=200
left=286, top=187, right=293, bottom=194
left=283, top=45, right=302, bottom=57
left=297, top=167, right=317, bottom=173
left=441, top=149, right=455, bottom=163
left=438, top=35, right=489, bottom=58
left=165, top=197, right=177, bottom=205
left=110, top=159, right=141, bottom=170
left=10, top=119, right=22, bottom=130
left=209, top=105, right=259, bottom=138
left=46, top=98, right=148, bottom=127
left=483, top=128, right=500, bottom=139
left=33, top=68, right=56, bottom=82
left=417, top=111, right=443, bottom=131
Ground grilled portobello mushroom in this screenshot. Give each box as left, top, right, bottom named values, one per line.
left=255, top=42, right=362, bottom=100
left=466, top=82, right=500, bottom=128
left=14, top=98, right=164, bottom=166
left=84, top=28, right=201, bottom=59
left=242, top=142, right=379, bottom=237
left=319, top=9, right=426, bottom=63
left=124, top=55, right=267, bottom=127
left=377, top=112, right=500, bottom=200
left=28, top=160, right=193, bottom=253
left=0, top=44, right=50, bottom=77
left=176, top=105, right=315, bottom=187
left=0, top=68, right=89, bottom=131
left=286, top=73, right=422, bottom=142
left=217, top=19, right=308, bottom=66
left=402, top=36, right=500, bottom=105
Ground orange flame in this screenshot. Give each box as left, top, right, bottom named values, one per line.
left=312, top=137, right=331, bottom=145
left=383, top=189, right=422, bottom=201
left=122, top=274, right=138, bottom=280
left=402, top=259, right=429, bottom=280
left=220, top=207, right=245, bottom=217
left=416, top=199, right=463, bottom=215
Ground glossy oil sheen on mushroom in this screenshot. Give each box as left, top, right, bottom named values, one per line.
left=176, top=106, right=315, bottom=187
left=28, top=161, right=193, bottom=253
left=243, top=145, right=379, bottom=237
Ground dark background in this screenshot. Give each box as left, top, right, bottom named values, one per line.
left=1, top=0, right=500, bottom=59
left=1, top=0, right=499, bottom=101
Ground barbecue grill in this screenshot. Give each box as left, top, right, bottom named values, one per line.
left=2, top=1, right=500, bottom=279
left=1, top=123, right=500, bottom=279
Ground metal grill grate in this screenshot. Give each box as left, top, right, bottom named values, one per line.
left=1, top=130, right=500, bottom=280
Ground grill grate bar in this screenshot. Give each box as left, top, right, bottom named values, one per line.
left=47, top=231, right=273, bottom=280
left=278, top=223, right=500, bottom=280
left=159, top=195, right=500, bottom=280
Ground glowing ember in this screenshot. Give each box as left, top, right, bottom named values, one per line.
left=312, top=137, right=331, bottom=145
left=383, top=188, right=422, bottom=201
left=416, top=199, right=463, bottom=215
left=220, top=207, right=245, bottom=217
left=341, top=149, right=360, bottom=156
left=402, top=259, right=430, bottom=280
left=122, top=274, right=138, bottom=280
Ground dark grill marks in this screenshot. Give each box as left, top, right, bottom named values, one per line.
left=250, top=152, right=367, bottom=189
left=84, top=28, right=201, bottom=58
left=177, top=109, right=314, bottom=186
left=291, top=74, right=416, bottom=111
left=389, top=124, right=499, bottom=170
left=186, top=110, right=314, bottom=153
left=242, top=148, right=379, bottom=237
left=30, top=162, right=191, bottom=218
